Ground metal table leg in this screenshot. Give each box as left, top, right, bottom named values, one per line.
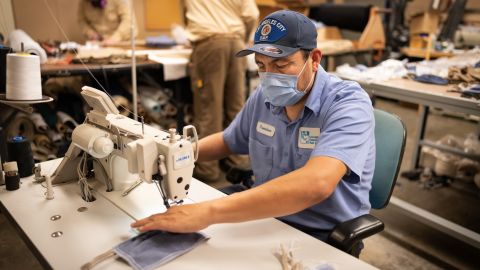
left=411, top=105, right=429, bottom=169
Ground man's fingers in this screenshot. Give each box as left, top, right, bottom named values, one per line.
left=137, top=222, right=161, bottom=232
left=131, top=215, right=157, bottom=228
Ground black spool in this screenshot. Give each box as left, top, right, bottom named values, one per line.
left=0, top=127, right=7, bottom=166
left=0, top=45, right=11, bottom=94
left=7, top=136, right=35, bottom=177
left=5, top=174, right=20, bottom=191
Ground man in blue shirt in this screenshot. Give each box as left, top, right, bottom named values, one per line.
left=132, top=10, right=375, bottom=241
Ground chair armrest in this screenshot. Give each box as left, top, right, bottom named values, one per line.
left=225, top=168, right=254, bottom=188
left=327, top=214, right=384, bottom=254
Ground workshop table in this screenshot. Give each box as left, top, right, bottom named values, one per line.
left=343, top=76, right=480, bottom=251
left=41, top=60, right=162, bottom=78
left=0, top=159, right=377, bottom=270
left=40, top=56, right=191, bottom=128
left=358, top=78, right=480, bottom=169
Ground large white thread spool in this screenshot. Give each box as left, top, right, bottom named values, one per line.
left=6, top=53, right=42, bottom=100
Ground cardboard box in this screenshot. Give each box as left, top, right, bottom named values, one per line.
left=256, top=0, right=277, bottom=6
left=409, top=34, right=428, bottom=49
left=317, top=26, right=342, bottom=41
left=145, top=0, right=184, bottom=30
left=257, top=5, right=308, bottom=20
left=409, top=11, right=441, bottom=34
left=463, top=12, right=480, bottom=26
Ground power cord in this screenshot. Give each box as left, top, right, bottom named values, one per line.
left=77, top=152, right=95, bottom=202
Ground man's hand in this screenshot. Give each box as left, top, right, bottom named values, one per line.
left=86, top=30, right=101, bottom=41
left=102, top=36, right=121, bottom=46
left=131, top=203, right=213, bottom=233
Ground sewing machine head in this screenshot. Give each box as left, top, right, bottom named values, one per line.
left=51, top=86, right=198, bottom=205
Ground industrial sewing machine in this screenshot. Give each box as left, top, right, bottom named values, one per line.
left=51, top=86, right=198, bottom=206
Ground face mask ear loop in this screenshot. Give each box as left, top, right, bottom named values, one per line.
left=300, top=70, right=315, bottom=93
left=297, top=56, right=315, bottom=93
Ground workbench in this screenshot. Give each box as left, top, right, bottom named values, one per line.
left=0, top=159, right=377, bottom=270
left=41, top=60, right=162, bottom=78
left=40, top=48, right=192, bottom=128
left=345, top=76, right=480, bottom=251
left=358, top=78, right=479, bottom=169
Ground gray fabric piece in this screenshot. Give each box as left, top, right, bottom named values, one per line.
left=114, top=230, right=209, bottom=270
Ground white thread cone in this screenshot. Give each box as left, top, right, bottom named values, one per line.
left=6, top=53, right=42, bottom=100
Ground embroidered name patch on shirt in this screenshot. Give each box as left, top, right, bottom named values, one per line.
left=256, top=121, right=275, bottom=137
left=298, top=127, right=320, bottom=149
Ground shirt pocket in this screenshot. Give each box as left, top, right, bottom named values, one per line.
left=249, top=138, right=273, bottom=184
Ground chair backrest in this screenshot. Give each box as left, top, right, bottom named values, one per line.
left=370, top=109, right=406, bottom=209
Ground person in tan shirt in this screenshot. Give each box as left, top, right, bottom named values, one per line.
left=185, top=0, right=259, bottom=182
left=78, top=0, right=136, bottom=44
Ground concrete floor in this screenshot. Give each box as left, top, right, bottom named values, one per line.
left=0, top=98, right=479, bottom=269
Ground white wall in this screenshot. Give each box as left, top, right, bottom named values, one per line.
left=11, top=0, right=171, bottom=43
left=0, top=0, right=15, bottom=42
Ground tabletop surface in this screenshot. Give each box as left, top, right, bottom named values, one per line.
left=337, top=75, right=480, bottom=115
left=371, top=78, right=478, bottom=103
left=0, top=159, right=377, bottom=270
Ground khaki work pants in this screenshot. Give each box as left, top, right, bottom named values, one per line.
left=189, top=36, right=249, bottom=180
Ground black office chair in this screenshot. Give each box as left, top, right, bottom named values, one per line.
left=326, top=109, right=406, bottom=257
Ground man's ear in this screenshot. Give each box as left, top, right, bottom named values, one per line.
left=311, top=49, right=322, bottom=72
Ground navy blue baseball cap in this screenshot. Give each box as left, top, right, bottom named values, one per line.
left=237, top=10, right=317, bottom=58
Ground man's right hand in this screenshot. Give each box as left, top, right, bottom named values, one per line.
left=87, top=31, right=101, bottom=41
left=130, top=202, right=214, bottom=233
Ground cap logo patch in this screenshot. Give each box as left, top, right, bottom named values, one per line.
left=259, top=46, right=283, bottom=54
left=255, top=18, right=287, bottom=43
left=261, top=24, right=272, bottom=36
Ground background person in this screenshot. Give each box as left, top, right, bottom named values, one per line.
left=184, top=0, right=259, bottom=182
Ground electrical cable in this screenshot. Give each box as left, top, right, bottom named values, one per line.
left=77, top=151, right=94, bottom=202
left=91, top=158, right=113, bottom=192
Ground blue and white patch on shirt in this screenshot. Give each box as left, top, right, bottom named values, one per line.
left=255, top=18, right=287, bottom=43
left=298, top=127, right=320, bottom=149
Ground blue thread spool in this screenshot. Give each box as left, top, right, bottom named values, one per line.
left=7, top=136, right=35, bottom=178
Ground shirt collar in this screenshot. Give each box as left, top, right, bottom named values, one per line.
left=304, top=66, right=328, bottom=117
left=263, top=66, right=328, bottom=117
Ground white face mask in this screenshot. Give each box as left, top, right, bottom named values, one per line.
left=259, top=57, right=315, bottom=107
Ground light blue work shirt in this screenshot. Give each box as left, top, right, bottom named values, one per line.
left=223, top=66, right=375, bottom=238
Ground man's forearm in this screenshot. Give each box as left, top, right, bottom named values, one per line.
left=206, top=156, right=346, bottom=224
left=196, top=132, right=232, bottom=162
